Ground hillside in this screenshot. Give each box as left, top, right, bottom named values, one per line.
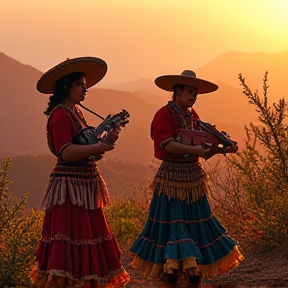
left=196, top=50, right=288, bottom=102
left=0, top=52, right=159, bottom=162
left=105, top=50, right=288, bottom=108
left=1, top=51, right=287, bottom=163
left=0, top=52, right=47, bottom=155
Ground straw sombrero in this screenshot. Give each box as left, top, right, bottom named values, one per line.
left=155, top=70, right=218, bottom=94
left=37, top=56, right=107, bottom=94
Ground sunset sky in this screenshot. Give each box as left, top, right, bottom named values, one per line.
left=1, top=0, right=287, bottom=85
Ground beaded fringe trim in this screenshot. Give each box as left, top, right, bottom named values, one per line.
left=148, top=160, right=210, bottom=203
left=40, top=173, right=110, bottom=211
left=148, top=175, right=209, bottom=203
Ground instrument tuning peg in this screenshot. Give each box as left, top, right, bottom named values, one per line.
left=221, top=131, right=231, bottom=138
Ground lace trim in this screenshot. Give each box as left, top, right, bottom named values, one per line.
left=31, top=266, right=130, bottom=287
left=41, top=233, right=115, bottom=245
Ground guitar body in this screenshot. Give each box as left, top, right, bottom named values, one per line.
left=177, top=124, right=238, bottom=160
left=73, top=126, right=100, bottom=145
left=177, top=129, right=223, bottom=147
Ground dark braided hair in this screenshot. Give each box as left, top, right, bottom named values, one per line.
left=44, top=72, right=86, bottom=115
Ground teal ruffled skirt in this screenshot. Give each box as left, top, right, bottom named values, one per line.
left=130, top=161, right=244, bottom=281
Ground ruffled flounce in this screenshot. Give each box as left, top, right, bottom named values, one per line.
left=130, top=192, right=244, bottom=281
left=32, top=235, right=130, bottom=287
left=40, top=173, right=110, bottom=211
left=32, top=199, right=129, bottom=287
left=31, top=266, right=130, bottom=287
left=130, top=245, right=243, bottom=281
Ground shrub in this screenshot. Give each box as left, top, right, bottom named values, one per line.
left=105, top=183, right=150, bottom=254
left=208, top=72, right=288, bottom=252
left=0, top=157, right=43, bottom=288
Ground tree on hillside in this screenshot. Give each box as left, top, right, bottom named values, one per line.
left=209, top=72, right=288, bottom=252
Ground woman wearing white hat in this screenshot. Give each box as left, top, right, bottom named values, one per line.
left=31, top=57, right=130, bottom=287
left=130, top=70, right=244, bottom=288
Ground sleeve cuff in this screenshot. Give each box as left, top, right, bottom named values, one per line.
left=58, top=142, right=72, bottom=162
left=159, top=137, right=175, bottom=148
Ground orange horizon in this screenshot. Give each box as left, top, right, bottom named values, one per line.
left=0, top=0, right=287, bottom=85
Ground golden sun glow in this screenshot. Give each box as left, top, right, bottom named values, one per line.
left=0, top=0, right=287, bottom=84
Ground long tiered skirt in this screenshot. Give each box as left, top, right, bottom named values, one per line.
left=130, top=160, right=244, bottom=282
left=31, top=163, right=130, bottom=288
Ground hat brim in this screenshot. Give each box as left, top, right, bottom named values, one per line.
left=37, top=57, right=107, bottom=94
left=155, top=75, right=218, bottom=94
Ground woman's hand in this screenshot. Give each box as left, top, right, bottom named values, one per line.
left=105, top=124, right=121, bottom=144
left=194, top=143, right=212, bottom=159
left=200, top=144, right=238, bottom=160
left=61, top=141, right=114, bottom=162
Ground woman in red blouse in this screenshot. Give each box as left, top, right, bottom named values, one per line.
left=130, top=70, right=244, bottom=288
left=31, top=57, right=130, bottom=288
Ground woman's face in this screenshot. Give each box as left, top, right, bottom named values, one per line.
left=67, top=75, right=87, bottom=104
left=176, top=85, right=198, bottom=108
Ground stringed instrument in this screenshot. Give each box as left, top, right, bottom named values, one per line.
left=73, top=105, right=130, bottom=145
left=177, top=120, right=238, bottom=159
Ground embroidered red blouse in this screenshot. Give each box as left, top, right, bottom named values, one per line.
left=47, top=105, right=86, bottom=157
left=151, top=103, right=201, bottom=161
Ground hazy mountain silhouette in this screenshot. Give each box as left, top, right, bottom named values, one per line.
left=100, top=77, right=163, bottom=95
left=107, top=50, right=288, bottom=105
left=0, top=52, right=157, bottom=162
left=0, top=52, right=48, bottom=155
left=1, top=51, right=286, bottom=163
left=196, top=50, right=288, bottom=102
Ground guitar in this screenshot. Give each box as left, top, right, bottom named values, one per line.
left=73, top=109, right=130, bottom=145
left=177, top=120, right=238, bottom=159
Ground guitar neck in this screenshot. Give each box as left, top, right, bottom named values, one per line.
left=197, top=120, right=236, bottom=147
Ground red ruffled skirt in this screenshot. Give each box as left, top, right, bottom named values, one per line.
left=31, top=197, right=129, bottom=287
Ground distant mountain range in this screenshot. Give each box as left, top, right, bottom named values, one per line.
left=1, top=50, right=287, bottom=163
left=101, top=50, right=288, bottom=103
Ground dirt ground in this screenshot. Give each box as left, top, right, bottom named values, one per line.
left=123, top=243, right=288, bottom=288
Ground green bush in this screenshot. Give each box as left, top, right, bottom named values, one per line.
left=209, top=72, right=288, bottom=252
left=0, top=157, right=43, bottom=288
left=105, top=184, right=150, bottom=254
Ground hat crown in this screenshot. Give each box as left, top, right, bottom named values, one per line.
left=154, top=69, right=218, bottom=94
left=181, top=70, right=196, bottom=78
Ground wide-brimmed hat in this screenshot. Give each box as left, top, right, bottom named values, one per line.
left=37, top=56, right=107, bottom=94
left=155, top=70, right=218, bottom=94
